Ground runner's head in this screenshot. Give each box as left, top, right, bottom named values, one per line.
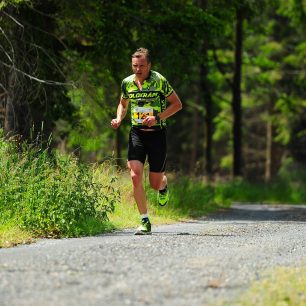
left=132, top=47, right=151, bottom=64
left=131, top=48, right=151, bottom=81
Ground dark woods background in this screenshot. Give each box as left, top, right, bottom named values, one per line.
left=1, top=0, right=306, bottom=182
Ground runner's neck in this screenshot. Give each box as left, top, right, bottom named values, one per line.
left=135, top=79, right=143, bottom=91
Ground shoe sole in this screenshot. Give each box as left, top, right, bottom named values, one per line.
left=134, top=231, right=152, bottom=235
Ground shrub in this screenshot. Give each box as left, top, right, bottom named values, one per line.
left=0, top=132, right=120, bottom=237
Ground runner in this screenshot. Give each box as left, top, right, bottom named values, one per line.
left=111, top=48, right=182, bottom=235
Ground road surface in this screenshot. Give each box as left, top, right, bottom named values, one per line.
left=1, top=204, right=306, bottom=306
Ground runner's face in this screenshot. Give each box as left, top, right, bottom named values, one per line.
left=132, top=56, right=151, bottom=81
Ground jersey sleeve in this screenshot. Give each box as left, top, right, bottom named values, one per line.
left=121, top=79, right=129, bottom=99
left=161, top=75, right=174, bottom=98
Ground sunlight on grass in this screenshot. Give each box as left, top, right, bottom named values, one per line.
left=109, top=199, right=191, bottom=230
left=235, top=266, right=306, bottom=306
left=108, top=168, right=194, bottom=230
left=0, top=224, right=34, bottom=248
left=81, top=164, right=232, bottom=232
left=214, top=265, right=306, bottom=306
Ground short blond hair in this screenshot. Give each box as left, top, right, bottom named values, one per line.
left=131, top=48, right=151, bottom=63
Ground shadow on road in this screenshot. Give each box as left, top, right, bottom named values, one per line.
left=100, top=204, right=306, bottom=238
left=205, top=204, right=306, bottom=223
left=101, top=229, right=236, bottom=237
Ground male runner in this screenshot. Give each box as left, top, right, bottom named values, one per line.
left=111, top=48, right=182, bottom=235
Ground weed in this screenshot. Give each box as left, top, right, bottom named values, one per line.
left=0, top=131, right=120, bottom=237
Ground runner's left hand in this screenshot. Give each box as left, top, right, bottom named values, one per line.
left=142, top=116, right=156, bottom=127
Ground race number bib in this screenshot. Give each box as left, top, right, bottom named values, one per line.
left=133, top=107, right=154, bottom=124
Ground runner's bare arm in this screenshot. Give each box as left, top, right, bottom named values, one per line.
left=111, top=97, right=129, bottom=129
left=159, top=91, right=182, bottom=120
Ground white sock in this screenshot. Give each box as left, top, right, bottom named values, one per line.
left=141, top=213, right=149, bottom=220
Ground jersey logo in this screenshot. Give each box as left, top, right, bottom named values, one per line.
left=128, top=92, right=159, bottom=99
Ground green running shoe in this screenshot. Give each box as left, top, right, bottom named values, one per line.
left=135, top=219, right=152, bottom=235
left=158, top=185, right=169, bottom=207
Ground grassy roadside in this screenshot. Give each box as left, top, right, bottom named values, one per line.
left=103, top=170, right=230, bottom=231
left=1, top=164, right=306, bottom=247
left=1, top=129, right=305, bottom=248
left=0, top=133, right=119, bottom=247
left=238, top=265, right=306, bottom=306
left=0, top=223, right=34, bottom=248
left=214, top=265, right=306, bottom=306
left=0, top=165, right=231, bottom=247
left=2, top=174, right=306, bottom=306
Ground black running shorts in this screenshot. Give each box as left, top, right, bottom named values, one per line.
left=128, top=127, right=167, bottom=172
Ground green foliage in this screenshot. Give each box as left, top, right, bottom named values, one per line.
left=278, top=0, right=306, bottom=27
left=145, top=170, right=305, bottom=224
left=0, top=0, right=28, bottom=10
left=0, top=132, right=120, bottom=237
left=53, top=0, right=230, bottom=165
left=146, top=176, right=231, bottom=218
left=212, top=175, right=306, bottom=204
left=2, top=0, right=306, bottom=181
left=166, top=172, right=305, bottom=214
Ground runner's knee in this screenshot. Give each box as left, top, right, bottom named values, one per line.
left=130, top=170, right=142, bottom=188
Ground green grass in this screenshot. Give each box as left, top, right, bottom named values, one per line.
left=1, top=130, right=305, bottom=248
left=108, top=171, right=188, bottom=230
left=1, top=159, right=305, bottom=248
left=108, top=170, right=231, bottom=230
left=229, top=266, right=306, bottom=306
left=205, top=178, right=306, bottom=205
left=0, top=132, right=119, bottom=242
left=0, top=221, right=34, bottom=248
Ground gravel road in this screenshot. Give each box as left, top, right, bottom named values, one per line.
left=1, top=204, right=306, bottom=306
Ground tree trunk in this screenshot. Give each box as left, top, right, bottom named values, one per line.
left=232, top=8, right=244, bottom=177
left=4, top=69, right=18, bottom=137
left=189, top=88, right=199, bottom=175
left=0, top=92, right=7, bottom=130
left=265, top=118, right=272, bottom=182
left=196, top=0, right=213, bottom=179
left=200, top=62, right=213, bottom=178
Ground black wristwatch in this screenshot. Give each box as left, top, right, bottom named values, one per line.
left=155, top=114, right=161, bottom=123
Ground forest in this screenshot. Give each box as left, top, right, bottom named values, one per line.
left=1, top=4, right=306, bottom=304
left=1, top=0, right=306, bottom=182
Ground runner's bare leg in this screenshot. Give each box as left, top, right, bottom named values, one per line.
left=128, top=160, right=147, bottom=214
left=149, top=172, right=167, bottom=191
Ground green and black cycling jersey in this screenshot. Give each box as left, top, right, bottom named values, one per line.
left=121, top=70, right=173, bottom=129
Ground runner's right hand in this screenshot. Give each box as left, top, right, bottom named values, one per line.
left=111, top=119, right=121, bottom=129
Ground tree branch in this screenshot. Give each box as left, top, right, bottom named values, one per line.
left=0, top=60, right=75, bottom=87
